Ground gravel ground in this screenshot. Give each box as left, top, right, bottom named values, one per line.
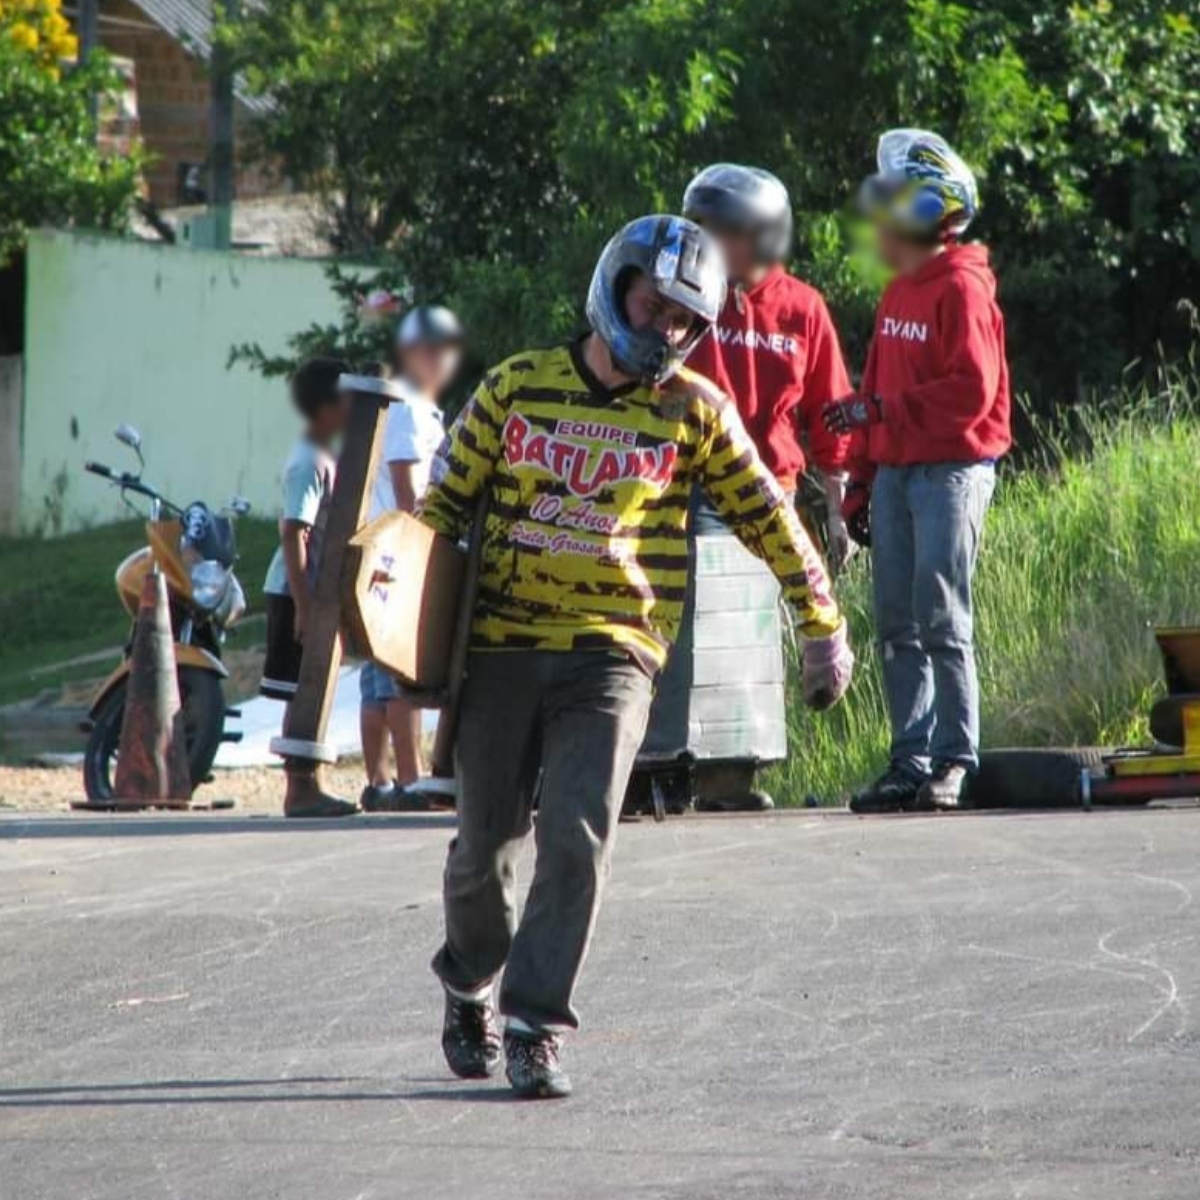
left=0, top=761, right=373, bottom=814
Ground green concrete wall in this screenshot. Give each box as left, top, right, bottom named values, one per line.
left=21, top=230, right=348, bottom=535
left=0, top=356, right=21, bottom=535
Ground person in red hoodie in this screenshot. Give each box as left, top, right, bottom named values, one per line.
left=823, top=129, right=1011, bottom=812
left=683, top=164, right=856, bottom=567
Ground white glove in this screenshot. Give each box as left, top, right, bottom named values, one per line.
left=802, top=620, right=854, bottom=711
left=821, top=471, right=856, bottom=574
left=826, top=508, right=856, bottom=574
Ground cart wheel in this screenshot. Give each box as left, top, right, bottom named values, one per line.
left=693, top=761, right=774, bottom=812
left=1148, top=694, right=1200, bottom=748
left=622, top=766, right=693, bottom=820
left=649, top=776, right=667, bottom=823
left=970, top=747, right=1115, bottom=809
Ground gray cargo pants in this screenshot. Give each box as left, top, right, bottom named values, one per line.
left=871, top=462, right=996, bottom=774
left=431, top=649, right=653, bottom=1032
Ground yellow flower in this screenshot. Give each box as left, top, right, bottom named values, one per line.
left=8, top=24, right=39, bottom=52
left=2, top=0, right=78, bottom=65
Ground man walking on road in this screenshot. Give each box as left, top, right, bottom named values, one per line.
left=420, top=214, right=855, bottom=1099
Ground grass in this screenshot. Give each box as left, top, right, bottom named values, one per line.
left=765, top=358, right=1200, bottom=805
left=0, top=517, right=279, bottom=707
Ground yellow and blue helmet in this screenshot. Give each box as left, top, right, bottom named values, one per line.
left=859, top=129, right=978, bottom=241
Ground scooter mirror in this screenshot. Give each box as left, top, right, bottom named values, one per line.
left=229, top=496, right=252, bottom=517
left=114, top=423, right=142, bottom=451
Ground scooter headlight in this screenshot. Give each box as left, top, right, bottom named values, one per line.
left=190, top=559, right=231, bottom=612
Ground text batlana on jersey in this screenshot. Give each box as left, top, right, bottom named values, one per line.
left=503, top=412, right=677, bottom=498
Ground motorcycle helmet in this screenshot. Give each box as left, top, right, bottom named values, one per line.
left=397, top=304, right=464, bottom=348
left=682, top=163, right=793, bottom=265
left=859, top=129, right=978, bottom=241
left=585, top=214, right=727, bottom=384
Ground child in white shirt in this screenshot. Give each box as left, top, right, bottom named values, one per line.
left=360, top=306, right=465, bottom=811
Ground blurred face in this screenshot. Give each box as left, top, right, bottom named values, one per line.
left=705, top=226, right=759, bottom=284
left=874, top=223, right=941, bottom=274
left=623, top=272, right=697, bottom=347
left=402, top=340, right=463, bottom=399
left=874, top=224, right=908, bottom=272
left=309, top=390, right=351, bottom=446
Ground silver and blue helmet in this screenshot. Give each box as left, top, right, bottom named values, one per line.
left=585, top=214, right=727, bottom=384
left=682, top=163, right=794, bottom=265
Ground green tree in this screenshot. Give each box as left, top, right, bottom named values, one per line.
left=0, top=5, right=142, bottom=266
left=447, top=0, right=744, bottom=365
left=227, top=0, right=586, bottom=265
left=233, top=0, right=1200, bottom=412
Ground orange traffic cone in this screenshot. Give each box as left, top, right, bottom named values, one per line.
left=112, top=569, right=192, bottom=809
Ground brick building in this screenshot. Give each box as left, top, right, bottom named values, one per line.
left=92, top=0, right=279, bottom=207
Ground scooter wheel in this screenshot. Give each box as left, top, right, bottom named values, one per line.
left=82, top=666, right=226, bottom=801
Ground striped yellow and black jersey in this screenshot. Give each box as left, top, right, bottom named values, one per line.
left=420, top=340, right=842, bottom=673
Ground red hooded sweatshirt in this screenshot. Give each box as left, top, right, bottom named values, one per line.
left=857, top=243, right=1011, bottom=469
left=688, top=266, right=852, bottom=491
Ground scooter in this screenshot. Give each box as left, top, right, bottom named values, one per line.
left=80, top=424, right=250, bottom=800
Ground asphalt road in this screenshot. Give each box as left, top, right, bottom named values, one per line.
left=1, top=807, right=1198, bottom=1199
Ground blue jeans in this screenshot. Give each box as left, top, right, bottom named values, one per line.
left=359, top=661, right=402, bottom=708
left=871, top=462, right=996, bottom=775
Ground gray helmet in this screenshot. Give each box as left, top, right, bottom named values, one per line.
left=397, top=303, right=464, bottom=347
left=585, top=214, right=727, bottom=384
left=682, top=163, right=793, bottom=265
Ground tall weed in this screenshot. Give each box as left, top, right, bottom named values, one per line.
left=767, top=357, right=1200, bottom=803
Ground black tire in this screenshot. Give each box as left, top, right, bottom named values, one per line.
left=82, top=666, right=226, bottom=802
left=970, top=747, right=1112, bottom=810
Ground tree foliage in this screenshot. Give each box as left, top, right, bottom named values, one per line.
left=0, top=0, right=143, bottom=266
left=230, top=0, right=1200, bottom=409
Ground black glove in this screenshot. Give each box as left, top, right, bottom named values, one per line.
left=843, top=480, right=871, bottom=547
left=822, top=394, right=883, bottom=436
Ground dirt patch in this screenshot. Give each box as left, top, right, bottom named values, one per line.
left=0, top=760, right=376, bottom=815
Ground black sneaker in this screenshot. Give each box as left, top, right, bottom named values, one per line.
left=504, top=1030, right=572, bottom=1099
left=917, top=763, right=970, bottom=811
left=365, top=783, right=434, bottom=813
left=849, top=765, right=925, bottom=814
left=360, top=782, right=396, bottom=813
left=441, top=991, right=501, bottom=1079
